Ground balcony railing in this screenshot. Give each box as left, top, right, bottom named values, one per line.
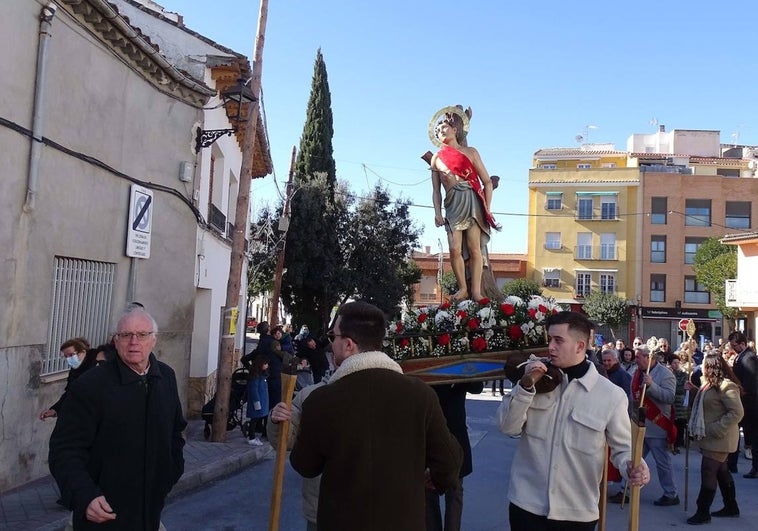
left=574, top=209, right=620, bottom=221
left=542, top=278, right=561, bottom=288
left=574, top=245, right=618, bottom=260
left=209, top=204, right=226, bottom=234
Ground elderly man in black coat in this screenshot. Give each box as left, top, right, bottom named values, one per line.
left=49, top=308, right=186, bottom=530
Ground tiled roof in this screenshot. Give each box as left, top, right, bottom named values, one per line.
left=104, top=0, right=272, bottom=177
left=61, top=0, right=216, bottom=106
left=534, top=148, right=626, bottom=157
left=721, top=232, right=758, bottom=244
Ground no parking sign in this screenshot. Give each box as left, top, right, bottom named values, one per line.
left=126, top=184, right=153, bottom=259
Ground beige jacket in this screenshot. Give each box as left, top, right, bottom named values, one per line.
left=695, top=379, right=744, bottom=454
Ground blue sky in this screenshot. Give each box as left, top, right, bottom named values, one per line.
left=154, top=0, right=757, bottom=253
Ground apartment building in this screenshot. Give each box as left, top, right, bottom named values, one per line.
left=411, top=247, right=526, bottom=307
left=528, top=127, right=757, bottom=346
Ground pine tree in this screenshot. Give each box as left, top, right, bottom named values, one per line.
left=282, top=50, right=344, bottom=333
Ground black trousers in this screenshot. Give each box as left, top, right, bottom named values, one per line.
left=509, top=503, right=597, bottom=531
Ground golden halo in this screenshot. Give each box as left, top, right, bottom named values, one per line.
left=428, top=106, right=471, bottom=147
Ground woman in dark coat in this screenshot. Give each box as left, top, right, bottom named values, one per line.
left=39, top=338, right=100, bottom=421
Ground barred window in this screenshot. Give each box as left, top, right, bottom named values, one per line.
left=43, top=257, right=115, bottom=375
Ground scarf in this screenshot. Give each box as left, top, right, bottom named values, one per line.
left=688, top=384, right=709, bottom=440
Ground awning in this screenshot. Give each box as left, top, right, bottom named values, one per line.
left=543, top=267, right=561, bottom=273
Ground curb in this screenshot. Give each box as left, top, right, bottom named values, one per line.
left=33, top=444, right=272, bottom=531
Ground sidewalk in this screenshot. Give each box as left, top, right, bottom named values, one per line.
left=0, top=419, right=272, bottom=531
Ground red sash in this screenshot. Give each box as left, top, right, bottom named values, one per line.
left=631, top=368, right=677, bottom=446
left=436, top=145, right=499, bottom=229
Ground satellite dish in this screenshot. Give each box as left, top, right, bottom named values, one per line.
left=575, top=135, right=584, bottom=144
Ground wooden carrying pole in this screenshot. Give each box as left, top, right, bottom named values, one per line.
left=628, top=345, right=653, bottom=531
left=683, top=319, right=697, bottom=511
left=268, top=364, right=298, bottom=531
left=598, top=444, right=609, bottom=531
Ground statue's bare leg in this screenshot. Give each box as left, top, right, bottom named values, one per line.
left=465, top=223, right=484, bottom=301
left=447, top=230, right=468, bottom=300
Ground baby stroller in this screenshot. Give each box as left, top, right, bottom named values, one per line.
left=201, top=367, right=250, bottom=440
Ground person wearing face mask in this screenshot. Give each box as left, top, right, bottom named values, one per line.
left=39, top=337, right=93, bottom=421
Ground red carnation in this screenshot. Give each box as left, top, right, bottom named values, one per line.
left=471, top=336, right=487, bottom=352
left=457, top=310, right=468, bottom=319
left=400, top=338, right=409, bottom=348
left=539, top=304, right=548, bottom=313
left=417, top=313, right=428, bottom=324
left=478, top=297, right=490, bottom=306
left=467, top=318, right=480, bottom=330
left=508, top=325, right=524, bottom=340
left=395, top=321, right=403, bottom=333
left=500, top=303, right=515, bottom=316
left=528, top=308, right=537, bottom=318
left=440, top=301, right=451, bottom=310
left=437, top=333, right=451, bottom=346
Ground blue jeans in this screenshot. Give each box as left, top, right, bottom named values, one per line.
left=643, top=436, right=677, bottom=497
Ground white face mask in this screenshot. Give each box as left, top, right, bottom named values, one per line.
left=66, top=354, right=82, bottom=370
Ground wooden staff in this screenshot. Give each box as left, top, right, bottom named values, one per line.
left=683, top=320, right=696, bottom=511
left=268, top=359, right=299, bottom=531
left=598, top=444, right=609, bottom=531
left=627, top=339, right=654, bottom=531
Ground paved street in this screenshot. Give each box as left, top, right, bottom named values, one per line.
left=162, top=391, right=758, bottom=530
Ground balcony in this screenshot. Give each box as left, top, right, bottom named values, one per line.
left=574, top=208, right=620, bottom=221
left=574, top=245, right=618, bottom=261
left=209, top=204, right=226, bottom=234
left=725, top=279, right=758, bottom=307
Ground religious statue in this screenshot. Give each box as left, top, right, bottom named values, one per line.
left=426, top=105, right=501, bottom=302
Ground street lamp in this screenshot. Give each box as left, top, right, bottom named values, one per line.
left=195, top=78, right=257, bottom=152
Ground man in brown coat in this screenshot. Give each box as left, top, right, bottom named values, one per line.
left=290, top=301, right=462, bottom=531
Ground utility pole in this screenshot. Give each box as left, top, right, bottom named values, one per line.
left=212, top=0, right=269, bottom=442
left=268, top=146, right=296, bottom=326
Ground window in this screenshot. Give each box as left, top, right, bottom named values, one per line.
left=544, top=232, right=561, bottom=250
left=576, top=233, right=592, bottom=259
left=577, top=163, right=591, bottom=169
left=684, top=276, right=710, bottom=304
left=600, top=196, right=617, bottom=220
left=577, top=198, right=593, bottom=220
left=600, top=274, right=615, bottom=294
left=545, top=193, right=562, bottom=210
left=541, top=164, right=557, bottom=169
left=651, top=235, right=666, bottom=263
left=600, top=233, right=616, bottom=260
left=44, top=257, right=115, bottom=375
left=684, top=237, right=706, bottom=265
left=601, top=163, right=617, bottom=168
left=650, top=274, right=666, bottom=302
left=685, top=199, right=711, bottom=227
left=725, top=201, right=751, bottom=229
left=651, top=197, right=667, bottom=224
left=576, top=272, right=591, bottom=297
left=543, top=268, right=561, bottom=288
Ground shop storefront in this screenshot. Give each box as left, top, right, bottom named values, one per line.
left=638, top=307, right=723, bottom=348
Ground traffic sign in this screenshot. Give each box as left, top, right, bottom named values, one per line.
left=126, top=184, right=153, bottom=259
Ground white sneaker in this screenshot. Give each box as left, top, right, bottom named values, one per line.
left=248, top=438, right=264, bottom=447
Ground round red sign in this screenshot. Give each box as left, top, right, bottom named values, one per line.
left=678, top=319, right=689, bottom=332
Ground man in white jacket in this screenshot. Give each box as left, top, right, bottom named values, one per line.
left=498, top=311, right=650, bottom=530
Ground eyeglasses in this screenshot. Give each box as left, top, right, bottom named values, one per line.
left=326, top=331, right=349, bottom=343
left=115, top=331, right=155, bottom=342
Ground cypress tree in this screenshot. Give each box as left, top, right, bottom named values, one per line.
left=282, top=49, right=344, bottom=333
